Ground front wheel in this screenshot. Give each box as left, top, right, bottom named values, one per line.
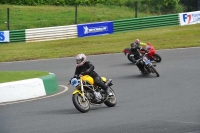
left=104, top=87, right=117, bottom=107
left=152, top=54, right=162, bottom=62
left=150, top=66, right=160, bottom=77
left=72, top=93, right=90, bottom=113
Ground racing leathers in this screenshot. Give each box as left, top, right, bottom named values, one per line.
left=130, top=44, right=148, bottom=73
left=70, top=61, right=111, bottom=97
left=139, top=42, right=147, bottom=47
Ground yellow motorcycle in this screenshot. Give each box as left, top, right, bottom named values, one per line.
left=70, top=75, right=117, bottom=113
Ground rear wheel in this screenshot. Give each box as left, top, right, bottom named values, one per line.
left=72, top=93, right=90, bottom=113
left=104, top=87, right=117, bottom=107
left=127, top=54, right=136, bottom=63
left=150, top=66, right=160, bottom=77
left=152, top=54, right=162, bottom=62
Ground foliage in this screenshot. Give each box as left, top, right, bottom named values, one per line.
left=0, top=0, right=185, bottom=14
left=139, top=0, right=180, bottom=14
left=179, top=0, right=199, bottom=11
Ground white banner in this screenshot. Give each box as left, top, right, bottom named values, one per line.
left=0, top=31, right=10, bottom=42
left=179, top=11, right=200, bottom=26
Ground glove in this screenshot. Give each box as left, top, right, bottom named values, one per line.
left=80, top=72, right=85, bottom=75
left=79, top=72, right=85, bottom=77
left=68, top=78, right=73, bottom=85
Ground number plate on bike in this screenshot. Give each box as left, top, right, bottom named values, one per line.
left=145, top=60, right=150, bottom=65
left=71, top=78, right=79, bottom=87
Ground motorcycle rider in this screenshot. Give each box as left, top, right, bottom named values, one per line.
left=130, top=42, right=149, bottom=74
left=68, top=53, right=113, bottom=101
left=135, top=39, right=146, bottom=47
left=135, top=39, right=151, bottom=50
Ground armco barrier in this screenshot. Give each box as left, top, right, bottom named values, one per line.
left=113, top=14, right=179, bottom=32
left=10, top=30, right=26, bottom=43
left=26, top=25, right=77, bottom=42
left=0, top=73, right=59, bottom=103
left=2, top=13, right=180, bottom=43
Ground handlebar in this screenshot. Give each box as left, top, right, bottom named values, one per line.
left=135, top=53, right=148, bottom=65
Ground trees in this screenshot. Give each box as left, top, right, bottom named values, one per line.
left=179, top=0, right=198, bottom=11
left=2, top=0, right=197, bottom=13
left=138, top=0, right=180, bottom=14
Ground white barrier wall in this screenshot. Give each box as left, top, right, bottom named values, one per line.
left=179, top=11, right=200, bottom=26
left=26, top=25, right=77, bottom=42
left=0, top=78, right=46, bottom=103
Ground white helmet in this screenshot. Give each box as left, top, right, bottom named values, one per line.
left=135, top=39, right=140, bottom=45
left=76, top=54, right=87, bottom=67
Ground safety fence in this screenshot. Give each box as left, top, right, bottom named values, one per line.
left=1, top=11, right=200, bottom=43
left=113, top=14, right=179, bottom=32
left=10, top=30, right=25, bottom=43
left=26, top=25, right=77, bottom=42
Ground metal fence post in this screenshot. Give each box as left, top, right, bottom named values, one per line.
left=135, top=0, right=138, bottom=18
left=7, top=8, right=10, bottom=30
left=75, top=5, right=78, bottom=24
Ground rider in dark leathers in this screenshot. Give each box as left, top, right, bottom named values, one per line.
left=68, top=54, right=112, bottom=100
left=130, top=42, right=148, bottom=73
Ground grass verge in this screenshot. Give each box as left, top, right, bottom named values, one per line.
left=0, top=24, right=199, bottom=83
left=0, top=24, right=200, bottom=62
left=0, top=71, right=49, bottom=83
left=0, top=4, right=155, bottom=30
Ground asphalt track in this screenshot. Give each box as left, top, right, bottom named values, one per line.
left=0, top=47, right=200, bottom=133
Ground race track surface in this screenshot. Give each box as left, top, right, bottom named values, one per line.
left=0, top=47, right=200, bottom=133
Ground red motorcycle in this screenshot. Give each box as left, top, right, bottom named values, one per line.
left=123, top=42, right=162, bottom=63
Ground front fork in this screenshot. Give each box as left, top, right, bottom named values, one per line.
left=72, top=79, right=86, bottom=102
left=80, top=79, right=86, bottom=102
left=145, top=63, right=153, bottom=72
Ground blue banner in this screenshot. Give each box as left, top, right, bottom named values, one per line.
left=77, top=21, right=113, bottom=37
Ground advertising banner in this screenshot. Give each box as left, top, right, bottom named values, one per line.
left=0, top=31, right=10, bottom=42
left=179, top=11, right=200, bottom=26
left=77, top=21, right=113, bottom=37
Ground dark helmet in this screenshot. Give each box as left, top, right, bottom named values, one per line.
left=130, top=42, right=138, bottom=50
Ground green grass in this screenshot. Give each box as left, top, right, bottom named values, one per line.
left=0, top=5, right=199, bottom=83
left=0, top=4, right=157, bottom=30
left=0, top=24, right=200, bottom=62
left=0, top=71, right=49, bottom=83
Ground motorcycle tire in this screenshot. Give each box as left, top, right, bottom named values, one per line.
left=152, top=54, right=162, bottom=62
left=72, top=93, right=90, bottom=113
left=104, top=87, right=117, bottom=107
left=150, top=66, right=160, bottom=77
left=142, top=67, right=150, bottom=75
left=127, top=54, right=136, bottom=63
